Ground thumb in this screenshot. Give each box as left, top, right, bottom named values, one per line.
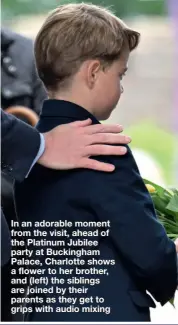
left=69, top=118, right=92, bottom=128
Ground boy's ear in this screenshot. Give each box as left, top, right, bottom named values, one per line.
left=87, top=60, right=101, bottom=88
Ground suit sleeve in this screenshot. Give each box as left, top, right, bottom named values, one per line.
left=91, top=146, right=177, bottom=305
left=1, top=109, right=41, bottom=182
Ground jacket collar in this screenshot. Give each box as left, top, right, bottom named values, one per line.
left=41, top=99, right=100, bottom=125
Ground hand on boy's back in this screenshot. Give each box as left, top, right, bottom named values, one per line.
left=38, top=118, right=131, bottom=172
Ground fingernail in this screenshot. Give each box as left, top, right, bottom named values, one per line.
left=109, top=165, right=115, bottom=171
left=126, top=136, right=131, bottom=142
left=121, top=147, right=127, bottom=154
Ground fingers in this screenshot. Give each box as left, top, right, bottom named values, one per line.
left=87, top=144, right=127, bottom=156
left=81, top=158, right=115, bottom=172
left=69, top=118, right=92, bottom=127
left=86, top=123, right=124, bottom=134
left=90, top=133, right=131, bottom=145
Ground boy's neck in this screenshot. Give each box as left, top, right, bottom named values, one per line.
left=48, top=91, right=98, bottom=119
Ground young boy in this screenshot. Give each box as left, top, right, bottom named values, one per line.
left=15, top=3, right=177, bottom=322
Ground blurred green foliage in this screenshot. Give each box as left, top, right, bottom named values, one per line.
left=126, top=121, right=176, bottom=184
left=2, top=0, right=166, bottom=21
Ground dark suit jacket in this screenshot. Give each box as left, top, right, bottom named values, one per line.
left=1, top=109, right=40, bottom=267
left=15, top=99, right=177, bottom=322
left=1, top=210, right=11, bottom=266
left=1, top=109, right=40, bottom=182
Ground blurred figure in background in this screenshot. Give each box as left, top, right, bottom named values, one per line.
left=1, top=26, right=47, bottom=217
left=1, top=27, right=46, bottom=117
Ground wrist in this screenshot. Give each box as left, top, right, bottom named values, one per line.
left=37, top=132, right=52, bottom=167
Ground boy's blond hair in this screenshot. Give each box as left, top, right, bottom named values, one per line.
left=35, top=3, right=140, bottom=90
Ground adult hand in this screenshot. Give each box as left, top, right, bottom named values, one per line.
left=38, top=118, right=131, bottom=172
